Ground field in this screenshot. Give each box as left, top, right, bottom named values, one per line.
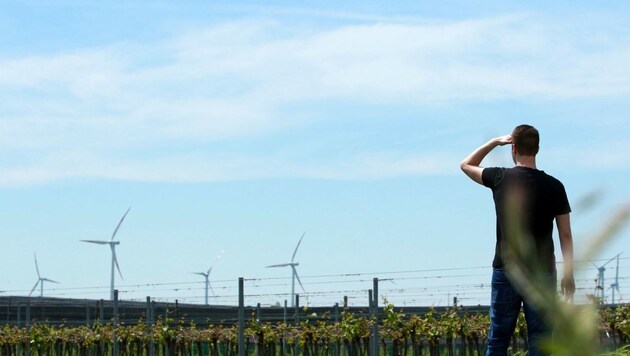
left=1, top=296, right=629, bottom=355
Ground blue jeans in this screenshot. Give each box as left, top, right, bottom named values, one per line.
left=486, top=268, right=555, bottom=356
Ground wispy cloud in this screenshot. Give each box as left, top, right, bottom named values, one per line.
left=0, top=150, right=458, bottom=186
left=1, top=13, right=628, bottom=185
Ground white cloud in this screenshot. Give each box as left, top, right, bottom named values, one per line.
left=0, top=149, right=458, bottom=186
left=162, top=15, right=630, bottom=102
left=1, top=13, right=629, bottom=185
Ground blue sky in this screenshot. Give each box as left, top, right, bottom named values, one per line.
left=1, top=1, right=629, bottom=307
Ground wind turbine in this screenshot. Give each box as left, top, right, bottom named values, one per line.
left=608, top=253, right=623, bottom=305
left=192, top=250, right=224, bottom=305
left=266, top=232, right=306, bottom=307
left=592, top=252, right=622, bottom=304
left=29, top=253, right=59, bottom=298
left=81, top=207, right=130, bottom=300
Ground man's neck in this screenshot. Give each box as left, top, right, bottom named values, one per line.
left=515, top=155, right=537, bottom=169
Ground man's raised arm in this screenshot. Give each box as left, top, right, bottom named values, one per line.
left=460, top=135, right=512, bottom=185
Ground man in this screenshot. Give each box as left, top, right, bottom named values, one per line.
left=460, top=125, right=575, bottom=356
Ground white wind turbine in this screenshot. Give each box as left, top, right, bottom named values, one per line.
left=29, top=253, right=59, bottom=298
left=192, top=250, right=224, bottom=305
left=593, top=252, right=622, bottom=304
left=81, top=207, right=131, bottom=300
left=266, top=232, right=306, bottom=307
left=608, top=253, right=623, bottom=305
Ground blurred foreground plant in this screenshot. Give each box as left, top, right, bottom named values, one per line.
left=504, top=198, right=630, bottom=355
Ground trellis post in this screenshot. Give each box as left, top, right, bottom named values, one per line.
left=238, top=277, right=245, bottom=356
left=113, top=290, right=119, bottom=356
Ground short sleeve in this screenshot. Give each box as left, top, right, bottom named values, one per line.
left=482, top=167, right=505, bottom=189
left=555, top=182, right=572, bottom=215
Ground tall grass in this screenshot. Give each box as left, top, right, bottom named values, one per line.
left=503, top=195, right=629, bottom=355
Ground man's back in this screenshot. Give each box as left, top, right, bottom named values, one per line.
left=482, top=166, right=571, bottom=273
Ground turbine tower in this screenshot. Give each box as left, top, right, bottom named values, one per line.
left=266, top=232, right=306, bottom=307
left=593, top=252, right=622, bottom=304
left=192, top=250, right=224, bottom=305
left=81, top=207, right=130, bottom=300
left=608, top=253, right=623, bottom=305
left=29, top=253, right=59, bottom=298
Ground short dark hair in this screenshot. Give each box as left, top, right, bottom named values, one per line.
left=512, top=124, right=539, bottom=156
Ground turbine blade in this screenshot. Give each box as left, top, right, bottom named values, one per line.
left=615, top=255, right=620, bottom=282
left=29, top=280, right=40, bottom=297
left=207, top=266, right=213, bottom=275
left=34, top=253, right=41, bottom=278
left=293, top=266, right=306, bottom=292
left=192, top=272, right=207, bottom=277
left=81, top=240, right=109, bottom=245
left=42, top=278, right=60, bottom=284
left=602, top=252, right=622, bottom=268
left=112, top=247, right=123, bottom=280
left=266, top=263, right=291, bottom=268
left=111, top=207, right=131, bottom=241
left=209, top=283, right=216, bottom=296
left=291, top=232, right=305, bottom=262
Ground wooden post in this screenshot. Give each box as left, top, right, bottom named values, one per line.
left=147, top=296, right=155, bottom=356
left=334, top=303, right=340, bottom=356
left=373, top=278, right=379, bottom=355
left=99, top=299, right=105, bottom=321
left=238, top=278, right=245, bottom=356
left=282, top=300, right=287, bottom=356
left=113, top=290, right=119, bottom=356
left=368, top=289, right=374, bottom=356
left=294, top=294, right=300, bottom=355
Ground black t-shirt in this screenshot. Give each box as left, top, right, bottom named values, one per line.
left=482, top=166, right=571, bottom=273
